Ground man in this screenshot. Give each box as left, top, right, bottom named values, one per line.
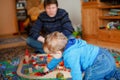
left=27, top=0, right=74, bottom=53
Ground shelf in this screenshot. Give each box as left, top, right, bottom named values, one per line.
left=99, top=29, right=120, bottom=32
left=82, top=0, right=120, bottom=48
left=16, top=8, right=25, bottom=11
left=98, top=29, right=120, bottom=43
left=82, top=2, right=98, bottom=6
left=99, top=16, right=120, bottom=19
left=98, top=5, right=120, bottom=9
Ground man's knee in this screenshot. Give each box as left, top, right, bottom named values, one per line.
left=26, top=37, right=34, bottom=45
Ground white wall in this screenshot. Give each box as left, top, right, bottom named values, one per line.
left=58, top=0, right=81, bottom=26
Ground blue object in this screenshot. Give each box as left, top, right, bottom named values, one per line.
left=26, top=37, right=45, bottom=53
left=0, top=65, right=6, bottom=70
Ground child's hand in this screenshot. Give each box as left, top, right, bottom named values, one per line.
left=44, top=66, right=49, bottom=73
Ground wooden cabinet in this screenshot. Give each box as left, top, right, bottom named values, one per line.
left=98, top=30, right=120, bottom=43
left=82, top=2, right=99, bottom=43
left=0, top=0, right=18, bottom=35
left=81, top=0, right=120, bottom=49
left=98, top=5, right=120, bottom=43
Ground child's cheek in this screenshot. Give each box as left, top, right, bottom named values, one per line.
left=53, top=54, right=62, bottom=59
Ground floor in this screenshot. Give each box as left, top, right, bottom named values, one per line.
left=1, top=33, right=120, bottom=51
left=0, top=34, right=120, bottom=80
left=84, top=38, right=120, bottom=52
left=0, top=34, right=27, bottom=49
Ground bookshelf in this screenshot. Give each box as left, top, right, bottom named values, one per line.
left=81, top=0, right=120, bottom=49
left=16, top=0, right=27, bottom=33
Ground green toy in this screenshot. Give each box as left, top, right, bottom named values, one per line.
left=117, top=26, right=120, bottom=30
left=56, top=72, right=66, bottom=80
left=72, top=26, right=82, bottom=38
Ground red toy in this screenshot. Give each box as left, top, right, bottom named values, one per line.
left=24, top=49, right=31, bottom=64
left=33, top=63, right=41, bottom=70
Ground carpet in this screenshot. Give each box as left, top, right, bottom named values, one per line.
left=0, top=46, right=72, bottom=80
left=0, top=46, right=35, bottom=80
left=0, top=46, right=120, bottom=63
left=0, top=46, right=120, bottom=80
left=0, top=46, right=34, bottom=61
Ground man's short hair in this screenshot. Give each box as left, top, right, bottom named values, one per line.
left=43, top=0, right=58, bottom=8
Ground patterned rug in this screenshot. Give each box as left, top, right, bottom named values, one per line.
left=0, top=46, right=34, bottom=61
left=0, top=46, right=120, bottom=60
left=0, top=46, right=120, bottom=63
left=0, top=46, right=120, bottom=80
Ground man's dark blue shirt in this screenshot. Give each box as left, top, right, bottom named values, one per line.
left=29, top=8, right=74, bottom=39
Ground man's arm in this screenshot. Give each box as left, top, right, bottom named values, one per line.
left=29, top=16, right=43, bottom=40
left=61, top=11, right=74, bottom=37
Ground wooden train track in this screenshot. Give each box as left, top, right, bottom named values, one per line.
left=17, top=55, right=71, bottom=79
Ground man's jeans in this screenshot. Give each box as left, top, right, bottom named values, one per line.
left=26, top=35, right=74, bottom=53
left=26, top=37, right=45, bottom=53
left=83, top=48, right=120, bottom=80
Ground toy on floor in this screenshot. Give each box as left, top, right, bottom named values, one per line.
left=0, top=61, right=20, bottom=80
left=111, top=52, right=120, bottom=67
left=24, top=49, right=31, bottom=64
left=17, top=51, right=71, bottom=80
left=56, top=72, right=64, bottom=79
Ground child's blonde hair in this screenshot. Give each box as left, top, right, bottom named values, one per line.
left=43, top=31, right=68, bottom=53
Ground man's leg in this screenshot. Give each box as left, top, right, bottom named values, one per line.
left=26, top=37, right=45, bottom=53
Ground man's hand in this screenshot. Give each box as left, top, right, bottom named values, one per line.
left=37, top=36, right=45, bottom=43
